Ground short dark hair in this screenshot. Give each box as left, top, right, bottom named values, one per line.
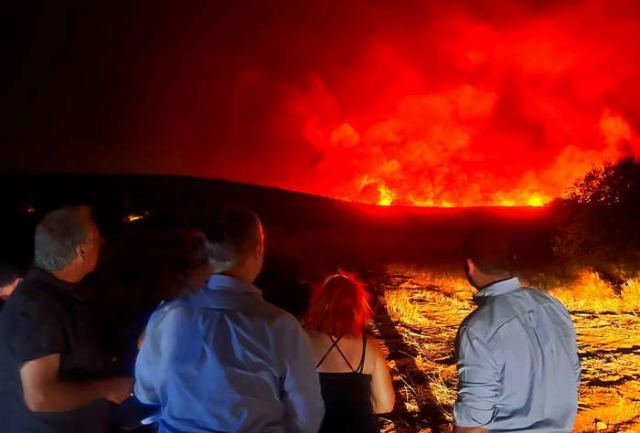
left=34, top=206, right=93, bottom=271
left=151, top=229, right=213, bottom=299
left=463, top=225, right=515, bottom=275
left=205, top=207, right=262, bottom=272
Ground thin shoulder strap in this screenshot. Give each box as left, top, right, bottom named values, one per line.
left=355, top=334, right=367, bottom=373
left=315, top=335, right=344, bottom=369
left=330, top=336, right=356, bottom=372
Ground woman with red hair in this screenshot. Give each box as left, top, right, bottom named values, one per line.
left=306, top=272, right=395, bottom=433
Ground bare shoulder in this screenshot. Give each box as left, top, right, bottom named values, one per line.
left=363, top=334, right=387, bottom=374
left=366, top=334, right=385, bottom=354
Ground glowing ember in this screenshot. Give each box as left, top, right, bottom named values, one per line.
left=124, top=213, right=148, bottom=223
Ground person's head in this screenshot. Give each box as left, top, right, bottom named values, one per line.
left=463, top=225, right=515, bottom=290
left=205, top=207, right=264, bottom=283
left=306, top=272, right=372, bottom=337
left=0, top=264, right=23, bottom=300
left=34, top=206, right=102, bottom=283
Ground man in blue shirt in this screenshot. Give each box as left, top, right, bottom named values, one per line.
left=135, top=207, right=324, bottom=433
left=454, top=228, right=580, bottom=433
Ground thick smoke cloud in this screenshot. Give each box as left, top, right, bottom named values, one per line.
left=5, top=0, right=639, bottom=206
left=270, top=0, right=640, bottom=205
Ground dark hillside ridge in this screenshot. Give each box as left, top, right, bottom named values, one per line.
left=0, top=174, right=555, bottom=276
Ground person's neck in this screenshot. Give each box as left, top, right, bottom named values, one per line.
left=478, top=274, right=514, bottom=291
left=217, top=269, right=254, bottom=285
left=50, top=267, right=84, bottom=284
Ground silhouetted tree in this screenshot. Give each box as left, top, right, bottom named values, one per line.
left=552, top=157, right=640, bottom=289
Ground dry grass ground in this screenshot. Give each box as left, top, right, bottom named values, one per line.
left=371, top=265, right=640, bottom=432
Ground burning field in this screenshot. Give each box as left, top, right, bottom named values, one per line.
left=370, top=265, right=640, bottom=432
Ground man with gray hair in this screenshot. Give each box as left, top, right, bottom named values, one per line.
left=135, top=206, right=324, bottom=433
left=0, top=206, right=133, bottom=433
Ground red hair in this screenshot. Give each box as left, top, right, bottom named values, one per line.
left=305, top=271, right=372, bottom=337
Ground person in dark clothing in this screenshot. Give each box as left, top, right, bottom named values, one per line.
left=256, top=254, right=312, bottom=318
left=0, top=206, right=133, bottom=433
left=89, top=228, right=214, bottom=374
left=0, top=263, right=23, bottom=310
left=112, top=229, right=214, bottom=432
left=305, top=272, right=395, bottom=433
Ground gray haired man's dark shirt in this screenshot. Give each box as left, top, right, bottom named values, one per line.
left=0, top=268, right=111, bottom=433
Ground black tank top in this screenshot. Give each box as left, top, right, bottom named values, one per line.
left=316, top=335, right=379, bottom=433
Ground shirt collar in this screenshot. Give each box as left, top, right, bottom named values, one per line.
left=28, top=267, right=78, bottom=293
left=474, top=276, right=521, bottom=301
left=206, top=274, right=262, bottom=297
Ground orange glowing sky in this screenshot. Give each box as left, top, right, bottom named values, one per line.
left=5, top=0, right=640, bottom=207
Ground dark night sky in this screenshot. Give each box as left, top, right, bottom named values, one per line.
left=3, top=1, right=640, bottom=205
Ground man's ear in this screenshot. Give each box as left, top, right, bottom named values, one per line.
left=466, top=258, right=476, bottom=275
left=255, top=239, right=264, bottom=259
left=76, top=244, right=87, bottom=261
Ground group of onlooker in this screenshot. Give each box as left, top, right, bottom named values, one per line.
left=0, top=205, right=580, bottom=433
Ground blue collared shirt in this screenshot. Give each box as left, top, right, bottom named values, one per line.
left=454, top=277, right=580, bottom=432
left=135, top=275, right=324, bottom=433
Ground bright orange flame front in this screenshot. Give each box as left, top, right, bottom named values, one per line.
left=377, top=184, right=395, bottom=206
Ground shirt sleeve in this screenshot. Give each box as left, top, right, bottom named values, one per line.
left=561, top=303, right=581, bottom=387
left=566, top=316, right=581, bottom=388
left=134, top=306, right=174, bottom=406
left=454, top=326, right=502, bottom=428
left=279, top=317, right=325, bottom=433
left=9, top=292, right=66, bottom=363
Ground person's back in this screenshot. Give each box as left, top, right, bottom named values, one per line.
left=135, top=208, right=324, bottom=433
left=136, top=275, right=323, bottom=432
left=454, top=227, right=579, bottom=432
left=308, top=333, right=386, bottom=433
left=456, top=281, right=579, bottom=431
left=306, top=273, right=395, bottom=433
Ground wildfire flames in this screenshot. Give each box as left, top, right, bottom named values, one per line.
left=269, top=1, right=640, bottom=207
left=19, top=1, right=640, bottom=209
